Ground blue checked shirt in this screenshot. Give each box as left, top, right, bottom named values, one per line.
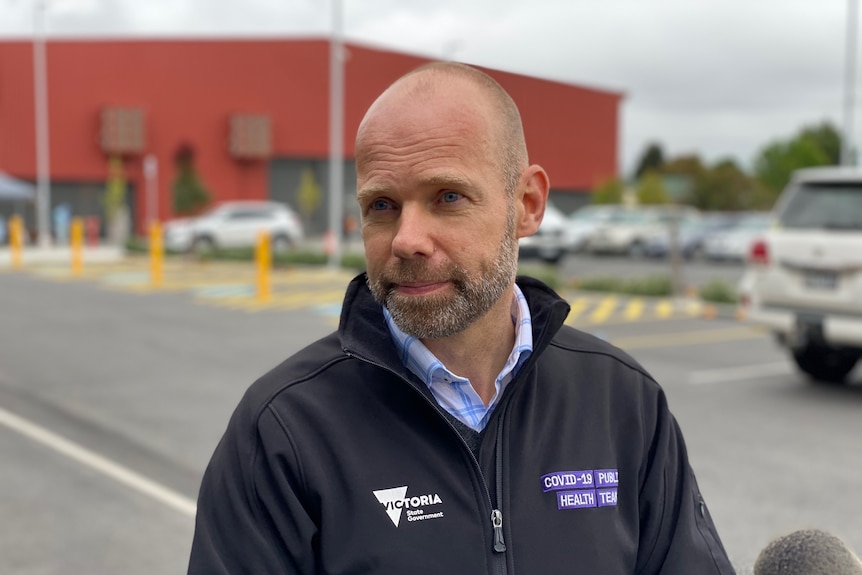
left=383, top=284, right=533, bottom=432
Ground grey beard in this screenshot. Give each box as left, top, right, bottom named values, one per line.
left=368, top=231, right=518, bottom=340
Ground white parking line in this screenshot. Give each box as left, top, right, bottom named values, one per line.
left=688, top=362, right=793, bottom=385
left=0, top=406, right=197, bottom=517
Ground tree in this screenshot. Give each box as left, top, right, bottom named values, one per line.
left=690, top=159, right=770, bottom=211
left=172, top=143, right=212, bottom=216
left=634, top=142, right=665, bottom=179
left=754, top=135, right=830, bottom=200
left=660, top=154, right=705, bottom=178
left=800, top=121, right=842, bottom=165
left=636, top=171, right=671, bottom=205
left=591, top=176, right=624, bottom=204
left=103, top=155, right=126, bottom=224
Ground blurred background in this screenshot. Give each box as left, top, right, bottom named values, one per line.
left=1, top=2, right=861, bottom=574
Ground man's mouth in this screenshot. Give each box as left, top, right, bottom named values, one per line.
left=392, top=281, right=450, bottom=296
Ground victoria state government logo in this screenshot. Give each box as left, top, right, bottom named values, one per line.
left=372, top=486, right=445, bottom=527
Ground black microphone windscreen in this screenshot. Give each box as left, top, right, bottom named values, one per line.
left=754, top=529, right=862, bottom=575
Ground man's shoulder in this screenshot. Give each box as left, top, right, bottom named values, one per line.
left=546, top=324, right=656, bottom=385
left=240, top=331, right=349, bottom=413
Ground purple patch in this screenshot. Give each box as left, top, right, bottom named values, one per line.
left=557, top=490, right=597, bottom=510
left=597, top=488, right=618, bottom=507
left=595, top=469, right=619, bottom=488
left=541, top=470, right=595, bottom=492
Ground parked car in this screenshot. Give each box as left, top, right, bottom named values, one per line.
left=163, top=200, right=304, bottom=253
left=739, top=166, right=862, bottom=383
left=586, top=205, right=700, bottom=257
left=518, top=201, right=568, bottom=263
left=562, top=204, right=621, bottom=253
left=702, top=212, right=771, bottom=262
left=643, top=211, right=739, bottom=259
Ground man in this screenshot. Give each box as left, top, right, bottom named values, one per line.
left=188, top=62, right=735, bottom=574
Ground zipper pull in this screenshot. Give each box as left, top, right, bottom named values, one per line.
left=491, top=509, right=506, bottom=552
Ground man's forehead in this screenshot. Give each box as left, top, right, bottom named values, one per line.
left=359, top=73, right=491, bottom=137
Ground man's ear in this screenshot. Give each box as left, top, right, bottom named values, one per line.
left=515, top=165, right=550, bottom=238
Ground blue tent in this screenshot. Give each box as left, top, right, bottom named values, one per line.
left=0, top=171, right=35, bottom=202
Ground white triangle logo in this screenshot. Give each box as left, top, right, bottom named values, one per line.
left=373, top=486, right=409, bottom=527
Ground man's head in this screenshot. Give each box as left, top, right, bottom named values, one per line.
left=355, top=62, right=548, bottom=340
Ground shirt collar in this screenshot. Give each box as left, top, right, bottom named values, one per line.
left=383, top=284, right=533, bottom=430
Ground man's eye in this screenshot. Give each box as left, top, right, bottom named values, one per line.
left=371, top=199, right=392, bottom=211
left=441, top=191, right=462, bottom=203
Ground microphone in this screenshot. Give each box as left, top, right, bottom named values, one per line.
left=754, top=528, right=862, bottom=575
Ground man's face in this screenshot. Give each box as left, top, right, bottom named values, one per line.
left=356, top=80, right=519, bottom=340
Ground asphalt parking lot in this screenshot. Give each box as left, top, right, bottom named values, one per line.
left=1, top=255, right=860, bottom=574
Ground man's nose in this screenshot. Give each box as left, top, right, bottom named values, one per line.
left=391, top=205, right=435, bottom=259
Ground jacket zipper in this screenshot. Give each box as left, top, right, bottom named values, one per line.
left=345, top=350, right=509, bottom=575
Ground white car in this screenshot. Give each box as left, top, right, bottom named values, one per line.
left=563, top=204, right=620, bottom=253
left=587, top=205, right=700, bottom=257
left=702, top=212, right=771, bottom=262
left=518, top=201, right=568, bottom=263
left=163, top=200, right=304, bottom=253
left=740, top=166, right=862, bottom=383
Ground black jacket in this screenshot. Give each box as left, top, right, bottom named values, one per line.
left=188, top=275, right=736, bottom=575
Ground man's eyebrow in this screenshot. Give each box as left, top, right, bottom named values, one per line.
left=420, top=174, right=473, bottom=190
left=356, top=185, right=390, bottom=204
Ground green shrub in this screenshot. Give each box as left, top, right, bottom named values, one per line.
left=517, top=264, right=562, bottom=290
left=698, top=278, right=738, bottom=304
left=572, top=275, right=673, bottom=297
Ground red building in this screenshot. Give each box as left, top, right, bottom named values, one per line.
left=0, top=38, right=622, bottom=238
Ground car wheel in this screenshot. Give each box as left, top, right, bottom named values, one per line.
left=271, top=235, right=292, bottom=254
left=540, top=250, right=563, bottom=264
left=628, top=241, right=646, bottom=259
left=191, top=236, right=215, bottom=254
left=791, top=345, right=858, bottom=384
left=689, top=244, right=705, bottom=261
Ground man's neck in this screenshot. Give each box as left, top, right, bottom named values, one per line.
left=421, top=286, right=517, bottom=405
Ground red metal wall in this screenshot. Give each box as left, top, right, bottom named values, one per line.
left=0, top=38, right=621, bottom=234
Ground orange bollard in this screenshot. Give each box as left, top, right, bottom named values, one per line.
left=9, top=215, right=23, bottom=268
left=149, top=221, right=164, bottom=288
left=256, top=230, right=271, bottom=303
left=70, top=217, right=84, bottom=276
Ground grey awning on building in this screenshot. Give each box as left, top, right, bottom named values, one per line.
left=0, top=171, right=35, bottom=202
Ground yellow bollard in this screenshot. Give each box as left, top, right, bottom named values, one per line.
left=70, top=217, right=84, bottom=277
left=9, top=215, right=23, bottom=269
left=256, top=230, right=271, bottom=303
left=149, top=221, right=164, bottom=288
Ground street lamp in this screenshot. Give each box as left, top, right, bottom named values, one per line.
left=843, top=0, right=858, bottom=166
left=327, top=0, right=345, bottom=269
left=33, top=0, right=52, bottom=246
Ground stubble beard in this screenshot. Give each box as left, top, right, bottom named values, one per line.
left=367, top=208, right=519, bottom=340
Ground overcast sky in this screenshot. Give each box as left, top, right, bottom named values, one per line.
left=0, top=0, right=855, bottom=176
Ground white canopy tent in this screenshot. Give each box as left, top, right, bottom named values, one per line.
left=0, top=171, right=36, bottom=202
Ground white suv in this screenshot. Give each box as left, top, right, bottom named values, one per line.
left=740, top=166, right=862, bottom=383
left=163, top=200, right=304, bottom=253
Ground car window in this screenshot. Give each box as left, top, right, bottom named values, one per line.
left=778, top=182, right=862, bottom=230
left=226, top=208, right=274, bottom=221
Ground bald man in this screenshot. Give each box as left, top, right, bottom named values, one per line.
left=188, top=62, right=735, bottom=575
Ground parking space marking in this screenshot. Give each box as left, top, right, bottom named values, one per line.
left=654, top=300, right=674, bottom=319
left=14, top=259, right=736, bottom=328
left=624, top=298, right=644, bottom=320
left=589, top=296, right=618, bottom=324
left=0, top=406, right=197, bottom=518
left=688, top=361, right=793, bottom=385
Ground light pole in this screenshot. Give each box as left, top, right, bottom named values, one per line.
left=33, top=0, right=52, bottom=246
left=327, top=0, right=345, bottom=269
left=843, top=0, right=858, bottom=166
